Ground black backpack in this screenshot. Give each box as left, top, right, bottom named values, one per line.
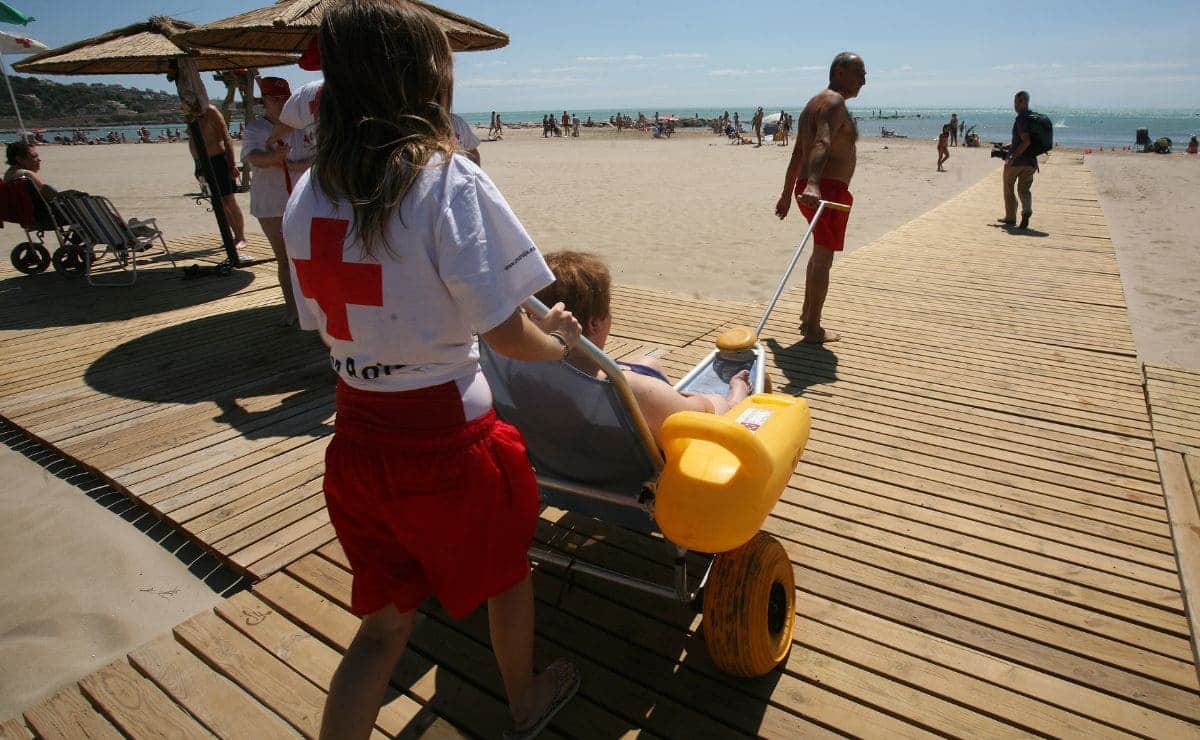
left=1025, top=111, right=1054, bottom=156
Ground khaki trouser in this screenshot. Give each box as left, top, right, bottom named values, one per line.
left=1003, top=164, right=1036, bottom=221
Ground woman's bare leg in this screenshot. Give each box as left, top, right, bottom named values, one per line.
left=320, top=604, right=414, bottom=740
left=258, top=216, right=298, bottom=324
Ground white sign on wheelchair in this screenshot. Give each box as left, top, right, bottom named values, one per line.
left=736, top=408, right=773, bottom=432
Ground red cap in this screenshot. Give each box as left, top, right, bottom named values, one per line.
left=298, top=36, right=321, bottom=71
left=259, top=76, right=292, bottom=98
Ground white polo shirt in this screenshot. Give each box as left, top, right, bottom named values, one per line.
left=240, top=117, right=311, bottom=218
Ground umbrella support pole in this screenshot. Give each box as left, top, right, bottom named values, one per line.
left=0, top=50, right=27, bottom=139
left=187, top=118, right=241, bottom=269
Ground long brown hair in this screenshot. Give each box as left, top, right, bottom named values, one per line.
left=313, top=0, right=456, bottom=258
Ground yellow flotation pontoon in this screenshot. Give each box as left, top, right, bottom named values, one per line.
left=481, top=199, right=847, bottom=677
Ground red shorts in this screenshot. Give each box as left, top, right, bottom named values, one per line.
left=323, top=380, right=539, bottom=619
left=795, top=178, right=853, bottom=251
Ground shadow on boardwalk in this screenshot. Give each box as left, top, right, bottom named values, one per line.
left=0, top=266, right=254, bottom=330
left=84, top=304, right=333, bottom=440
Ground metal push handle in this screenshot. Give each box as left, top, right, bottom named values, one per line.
left=521, top=296, right=665, bottom=470
left=755, top=199, right=852, bottom=336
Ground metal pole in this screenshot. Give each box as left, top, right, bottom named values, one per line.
left=754, top=199, right=851, bottom=336
left=0, top=50, right=28, bottom=139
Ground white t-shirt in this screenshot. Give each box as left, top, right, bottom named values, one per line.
left=282, top=152, right=553, bottom=399
left=240, top=117, right=311, bottom=218
left=451, top=114, right=480, bottom=151
left=279, top=79, right=322, bottom=152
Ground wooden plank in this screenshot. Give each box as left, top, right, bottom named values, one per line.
left=0, top=718, right=30, bottom=739
left=128, top=633, right=300, bottom=738
left=214, top=591, right=463, bottom=739
left=77, top=659, right=212, bottom=739
left=173, top=610, right=359, bottom=740
left=1158, top=448, right=1200, bottom=689
left=250, top=572, right=579, bottom=739
left=22, top=685, right=122, bottom=740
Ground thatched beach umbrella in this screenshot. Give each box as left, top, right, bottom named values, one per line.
left=175, top=0, right=509, bottom=55
left=14, top=17, right=300, bottom=268
left=12, top=16, right=298, bottom=75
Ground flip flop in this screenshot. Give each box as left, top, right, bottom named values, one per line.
left=503, top=659, right=581, bottom=740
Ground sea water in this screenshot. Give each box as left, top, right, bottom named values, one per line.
left=14, top=107, right=1198, bottom=149
left=457, top=107, right=1199, bottom=148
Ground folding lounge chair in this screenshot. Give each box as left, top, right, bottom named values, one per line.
left=0, top=177, right=87, bottom=276
left=53, top=193, right=174, bottom=286
left=481, top=298, right=813, bottom=677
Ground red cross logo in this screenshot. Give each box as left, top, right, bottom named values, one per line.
left=291, top=218, right=382, bottom=341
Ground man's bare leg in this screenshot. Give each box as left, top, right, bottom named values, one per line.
left=801, top=245, right=839, bottom=343
left=319, top=605, right=414, bottom=740
left=221, top=194, right=246, bottom=245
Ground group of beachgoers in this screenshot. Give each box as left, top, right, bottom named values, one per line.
left=712, top=109, right=794, bottom=147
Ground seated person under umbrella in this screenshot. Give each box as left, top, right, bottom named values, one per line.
left=4, top=142, right=57, bottom=199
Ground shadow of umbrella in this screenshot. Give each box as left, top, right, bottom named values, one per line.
left=0, top=266, right=253, bottom=330
left=85, top=304, right=333, bottom=440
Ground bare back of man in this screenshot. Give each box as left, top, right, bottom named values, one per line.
left=774, top=52, right=866, bottom=344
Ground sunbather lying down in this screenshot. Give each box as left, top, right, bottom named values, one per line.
left=535, top=251, right=750, bottom=444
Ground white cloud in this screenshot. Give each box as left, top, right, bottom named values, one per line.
left=457, top=76, right=587, bottom=89
left=709, top=65, right=822, bottom=77
left=1083, top=61, right=1191, bottom=71
left=550, top=66, right=588, bottom=73
left=469, top=60, right=507, bottom=68
left=576, top=54, right=644, bottom=63
left=574, top=52, right=706, bottom=64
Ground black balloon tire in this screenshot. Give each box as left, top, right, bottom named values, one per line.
left=10, top=242, right=52, bottom=275
left=52, top=246, right=87, bottom=275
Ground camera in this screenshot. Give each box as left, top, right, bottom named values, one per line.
left=990, top=143, right=1011, bottom=160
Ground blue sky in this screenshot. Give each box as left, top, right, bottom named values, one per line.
left=8, top=0, right=1199, bottom=112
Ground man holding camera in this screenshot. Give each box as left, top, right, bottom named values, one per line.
left=1000, top=90, right=1037, bottom=230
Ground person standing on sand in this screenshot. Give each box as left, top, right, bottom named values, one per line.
left=937, top=124, right=950, bottom=171
left=753, top=106, right=764, bottom=146
left=1000, top=90, right=1037, bottom=230
left=949, top=113, right=958, bottom=146
left=188, top=102, right=248, bottom=258
left=774, top=51, right=866, bottom=345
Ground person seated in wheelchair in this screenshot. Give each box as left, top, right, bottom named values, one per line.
left=535, top=251, right=750, bottom=444
left=4, top=142, right=57, bottom=201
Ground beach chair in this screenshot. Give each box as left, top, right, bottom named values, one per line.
left=0, top=177, right=87, bottom=276
left=481, top=298, right=812, bottom=677
left=53, top=193, right=174, bottom=286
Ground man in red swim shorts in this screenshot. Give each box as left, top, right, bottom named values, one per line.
left=775, top=52, right=866, bottom=344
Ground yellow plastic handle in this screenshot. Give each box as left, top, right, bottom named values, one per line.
left=661, top=411, right=772, bottom=475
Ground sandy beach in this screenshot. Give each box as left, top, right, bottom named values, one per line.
left=3, top=124, right=1197, bottom=718
left=0, top=435, right=222, bottom=719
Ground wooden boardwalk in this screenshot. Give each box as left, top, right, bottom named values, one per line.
left=3, top=156, right=1200, bottom=736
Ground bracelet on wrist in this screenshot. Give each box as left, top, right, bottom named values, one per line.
left=548, top=331, right=571, bottom=359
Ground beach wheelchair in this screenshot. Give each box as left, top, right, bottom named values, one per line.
left=482, top=199, right=848, bottom=677
left=51, top=193, right=175, bottom=286
left=482, top=308, right=809, bottom=676
left=0, top=176, right=88, bottom=276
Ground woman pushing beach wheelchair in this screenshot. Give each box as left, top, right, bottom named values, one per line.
left=282, top=2, right=848, bottom=736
